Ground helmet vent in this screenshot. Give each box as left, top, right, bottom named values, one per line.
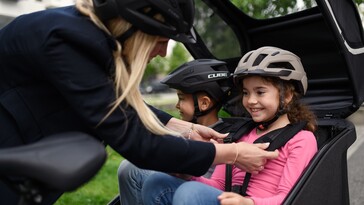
left=252, top=54, right=267, bottom=66
left=271, top=51, right=280, bottom=56
left=243, top=53, right=253, bottom=63
left=268, top=62, right=295, bottom=70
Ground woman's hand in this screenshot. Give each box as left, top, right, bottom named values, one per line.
left=218, top=192, right=254, bottom=205
left=213, top=142, right=279, bottom=174
left=165, top=118, right=228, bottom=142
left=189, top=123, right=228, bottom=142
left=235, top=142, right=279, bottom=174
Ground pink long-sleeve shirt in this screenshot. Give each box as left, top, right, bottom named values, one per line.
left=192, top=127, right=317, bottom=205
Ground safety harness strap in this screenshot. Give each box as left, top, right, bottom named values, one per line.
left=225, top=121, right=307, bottom=196
left=223, top=119, right=256, bottom=191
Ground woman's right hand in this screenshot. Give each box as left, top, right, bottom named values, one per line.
left=213, top=142, right=279, bottom=174
left=235, top=142, right=279, bottom=174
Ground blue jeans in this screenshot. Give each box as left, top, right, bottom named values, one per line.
left=118, top=160, right=155, bottom=205
left=142, top=172, right=222, bottom=205
left=117, top=160, right=215, bottom=205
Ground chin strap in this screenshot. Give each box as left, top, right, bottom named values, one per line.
left=257, top=103, right=287, bottom=131
left=190, top=94, right=220, bottom=123
left=256, top=114, right=280, bottom=131
left=257, top=82, right=288, bottom=131
left=256, top=108, right=287, bottom=131
left=116, top=26, right=138, bottom=44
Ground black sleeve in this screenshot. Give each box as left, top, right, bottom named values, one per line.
left=101, top=102, right=215, bottom=175
left=147, top=104, right=173, bottom=125
left=39, top=22, right=214, bottom=176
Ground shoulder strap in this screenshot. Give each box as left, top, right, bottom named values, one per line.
left=255, top=121, right=307, bottom=151
left=212, top=120, right=233, bottom=133
left=238, top=121, right=308, bottom=196
left=224, top=119, right=255, bottom=191
left=223, top=119, right=256, bottom=143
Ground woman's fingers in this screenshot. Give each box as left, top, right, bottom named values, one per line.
left=234, top=142, right=279, bottom=173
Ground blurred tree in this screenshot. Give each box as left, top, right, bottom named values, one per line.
left=166, top=43, right=192, bottom=73
left=143, top=42, right=191, bottom=81
left=230, top=0, right=316, bottom=19
left=194, top=0, right=241, bottom=59
left=144, top=56, right=167, bottom=81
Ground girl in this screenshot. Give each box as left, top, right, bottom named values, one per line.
left=141, top=46, right=318, bottom=205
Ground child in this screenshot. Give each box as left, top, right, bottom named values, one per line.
left=117, top=59, right=233, bottom=205
left=141, top=46, right=318, bottom=205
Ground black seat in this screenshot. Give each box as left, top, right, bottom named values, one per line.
left=283, top=119, right=355, bottom=205
left=0, top=132, right=107, bottom=192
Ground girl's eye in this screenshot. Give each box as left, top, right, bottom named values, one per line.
left=257, top=90, right=265, bottom=95
left=177, top=94, right=184, bottom=101
left=242, top=91, right=248, bottom=96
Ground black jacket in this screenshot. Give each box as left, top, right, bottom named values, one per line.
left=0, top=6, right=215, bottom=176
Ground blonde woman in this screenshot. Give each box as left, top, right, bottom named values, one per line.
left=0, top=0, right=278, bottom=204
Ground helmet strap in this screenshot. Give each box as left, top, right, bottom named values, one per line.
left=190, top=94, right=220, bottom=123
left=116, top=26, right=138, bottom=44
left=257, top=82, right=287, bottom=131
left=257, top=114, right=279, bottom=131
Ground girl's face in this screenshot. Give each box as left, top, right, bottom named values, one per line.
left=242, top=76, right=280, bottom=123
left=175, top=90, right=195, bottom=121
left=149, top=37, right=169, bottom=60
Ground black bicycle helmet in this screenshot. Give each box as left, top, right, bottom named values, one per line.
left=234, top=46, right=307, bottom=95
left=93, top=0, right=196, bottom=43
left=162, top=59, right=232, bottom=122
left=161, top=59, right=232, bottom=102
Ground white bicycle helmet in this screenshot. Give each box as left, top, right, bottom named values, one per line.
left=234, top=46, right=308, bottom=95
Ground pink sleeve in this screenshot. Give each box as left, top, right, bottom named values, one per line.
left=250, top=131, right=317, bottom=205
left=191, top=164, right=227, bottom=190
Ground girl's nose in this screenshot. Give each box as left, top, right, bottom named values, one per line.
left=247, top=95, right=257, bottom=104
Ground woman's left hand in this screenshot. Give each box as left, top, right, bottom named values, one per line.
left=189, top=123, right=228, bottom=142
left=218, top=192, right=254, bottom=205
left=165, top=118, right=228, bottom=142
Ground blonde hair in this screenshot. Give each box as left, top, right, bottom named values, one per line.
left=76, top=0, right=179, bottom=136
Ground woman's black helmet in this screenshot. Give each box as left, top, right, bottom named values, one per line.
left=93, top=0, right=196, bottom=43
left=161, top=59, right=232, bottom=102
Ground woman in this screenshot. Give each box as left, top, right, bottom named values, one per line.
left=0, top=0, right=278, bottom=204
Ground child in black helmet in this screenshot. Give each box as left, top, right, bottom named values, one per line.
left=161, top=59, right=233, bottom=125
left=117, top=59, right=234, bottom=204
left=141, top=46, right=318, bottom=205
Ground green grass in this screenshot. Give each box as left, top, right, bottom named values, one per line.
left=55, top=147, right=123, bottom=205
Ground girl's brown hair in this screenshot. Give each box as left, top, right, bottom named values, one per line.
left=266, top=77, right=317, bottom=132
